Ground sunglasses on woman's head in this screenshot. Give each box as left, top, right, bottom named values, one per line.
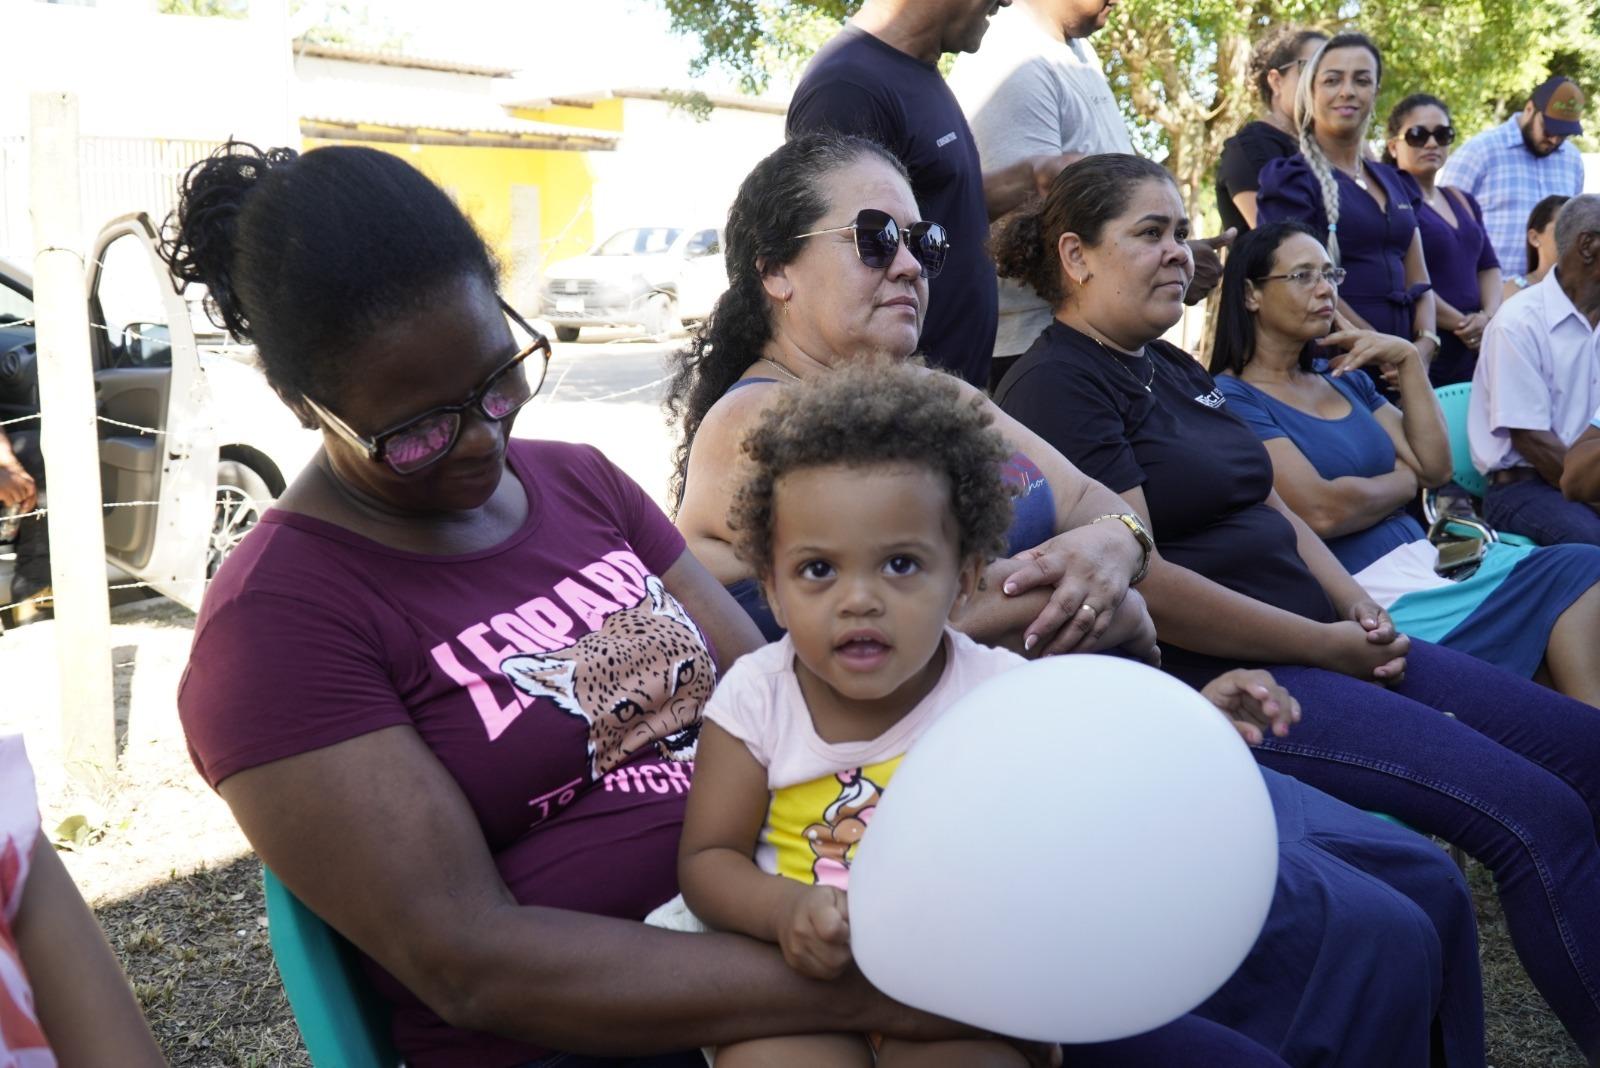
left=794, top=208, right=950, bottom=279
left=304, top=299, right=552, bottom=475
left=1402, top=124, right=1456, bottom=147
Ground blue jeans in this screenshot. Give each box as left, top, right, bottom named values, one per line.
left=1257, top=640, right=1600, bottom=1058
left=1483, top=476, right=1600, bottom=545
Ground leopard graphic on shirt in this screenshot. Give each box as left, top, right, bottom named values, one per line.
left=501, top=575, right=711, bottom=780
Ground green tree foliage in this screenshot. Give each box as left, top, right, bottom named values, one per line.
left=655, top=0, right=1600, bottom=216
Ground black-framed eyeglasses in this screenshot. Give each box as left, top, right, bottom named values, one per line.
left=1402, top=124, right=1456, bottom=148
left=794, top=208, right=950, bottom=279
left=303, top=299, right=552, bottom=475
left=1254, top=267, right=1347, bottom=288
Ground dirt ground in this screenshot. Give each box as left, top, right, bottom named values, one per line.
left=0, top=597, right=1586, bottom=1067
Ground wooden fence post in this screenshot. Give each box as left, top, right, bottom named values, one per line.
left=30, top=90, right=116, bottom=783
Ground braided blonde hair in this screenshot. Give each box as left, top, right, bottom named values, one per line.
left=1293, top=32, right=1384, bottom=265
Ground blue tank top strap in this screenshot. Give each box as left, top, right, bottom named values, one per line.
left=724, top=376, right=779, bottom=393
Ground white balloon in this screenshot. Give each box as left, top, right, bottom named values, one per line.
left=848, top=655, right=1278, bottom=1043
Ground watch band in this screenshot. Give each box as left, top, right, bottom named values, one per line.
left=1093, top=512, right=1153, bottom=585
left=1415, top=329, right=1441, bottom=348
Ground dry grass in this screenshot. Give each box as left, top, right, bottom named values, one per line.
left=0, top=598, right=1589, bottom=1065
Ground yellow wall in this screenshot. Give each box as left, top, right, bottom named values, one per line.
left=517, top=98, right=626, bottom=133
left=302, top=128, right=604, bottom=300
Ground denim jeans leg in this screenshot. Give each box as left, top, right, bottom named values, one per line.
left=1484, top=478, right=1600, bottom=546
left=1257, top=641, right=1600, bottom=1059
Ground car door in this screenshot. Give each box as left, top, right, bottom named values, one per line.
left=86, top=213, right=217, bottom=609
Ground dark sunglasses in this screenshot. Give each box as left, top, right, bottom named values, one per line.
left=795, top=208, right=949, bottom=279
left=304, top=299, right=552, bottom=475
left=1402, top=124, right=1456, bottom=148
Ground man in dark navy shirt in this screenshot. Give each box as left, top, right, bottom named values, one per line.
left=788, top=0, right=1013, bottom=388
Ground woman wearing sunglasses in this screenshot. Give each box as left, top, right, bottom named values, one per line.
left=1257, top=33, right=1439, bottom=393
left=165, top=142, right=1062, bottom=1068
left=669, top=132, right=1160, bottom=664
left=1383, top=94, right=1503, bottom=386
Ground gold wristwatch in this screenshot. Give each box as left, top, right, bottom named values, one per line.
left=1093, top=512, right=1153, bottom=585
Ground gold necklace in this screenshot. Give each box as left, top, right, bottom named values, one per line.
left=1091, top=337, right=1155, bottom=393
left=758, top=357, right=804, bottom=384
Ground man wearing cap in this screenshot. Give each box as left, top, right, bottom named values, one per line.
left=1442, top=75, right=1587, bottom=278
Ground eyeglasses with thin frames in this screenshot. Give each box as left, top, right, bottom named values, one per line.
left=1254, top=267, right=1347, bottom=288
left=303, top=298, right=553, bottom=475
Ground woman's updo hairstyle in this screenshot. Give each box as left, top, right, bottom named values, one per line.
left=1292, top=31, right=1383, bottom=264
left=992, top=153, right=1176, bottom=305
left=664, top=131, right=907, bottom=513
left=1249, top=26, right=1328, bottom=108
left=162, top=141, right=499, bottom=423
left=1210, top=219, right=1325, bottom=376
left=1381, top=93, right=1451, bottom=165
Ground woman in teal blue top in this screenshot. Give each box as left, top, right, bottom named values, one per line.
left=1212, top=220, right=1600, bottom=704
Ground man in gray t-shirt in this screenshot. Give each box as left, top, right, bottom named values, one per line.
left=950, top=0, right=1230, bottom=386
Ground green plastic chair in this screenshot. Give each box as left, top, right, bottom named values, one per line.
left=1424, top=382, right=1536, bottom=547
left=262, top=866, right=401, bottom=1068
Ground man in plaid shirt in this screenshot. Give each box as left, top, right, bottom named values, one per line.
left=1442, top=76, right=1586, bottom=279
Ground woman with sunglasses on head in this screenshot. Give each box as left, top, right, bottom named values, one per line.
left=1257, top=33, right=1439, bottom=391
left=673, top=133, right=1498, bottom=1068
left=164, top=142, right=1071, bottom=1068
left=670, top=132, right=1160, bottom=665
left=1211, top=220, right=1600, bottom=704
left=1215, top=26, right=1327, bottom=234
left=1383, top=95, right=1502, bottom=386
left=993, top=152, right=1600, bottom=1063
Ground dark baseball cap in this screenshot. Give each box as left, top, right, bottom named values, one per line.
left=1532, top=75, right=1584, bottom=136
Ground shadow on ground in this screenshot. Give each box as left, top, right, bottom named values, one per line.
left=97, top=851, right=309, bottom=1067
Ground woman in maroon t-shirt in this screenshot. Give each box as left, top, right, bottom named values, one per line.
left=165, top=142, right=1057, bottom=1068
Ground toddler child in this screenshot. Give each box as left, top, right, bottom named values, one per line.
left=676, top=360, right=1033, bottom=1067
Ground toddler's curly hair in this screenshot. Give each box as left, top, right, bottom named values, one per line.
left=731, top=359, right=1015, bottom=576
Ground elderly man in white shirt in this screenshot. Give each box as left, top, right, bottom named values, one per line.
left=1470, top=194, right=1600, bottom=544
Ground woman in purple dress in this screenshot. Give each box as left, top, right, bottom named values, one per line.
left=1383, top=94, right=1502, bottom=386
left=1257, top=33, right=1438, bottom=386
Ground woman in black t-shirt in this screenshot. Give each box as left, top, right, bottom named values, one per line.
left=993, top=152, right=1600, bottom=1062
left=1215, top=27, right=1327, bottom=233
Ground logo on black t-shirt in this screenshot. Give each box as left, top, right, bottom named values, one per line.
left=1194, top=388, right=1226, bottom=409
left=936, top=131, right=958, bottom=148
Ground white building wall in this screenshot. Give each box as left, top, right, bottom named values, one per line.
left=587, top=98, right=785, bottom=238
left=0, top=4, right=293, bottom=260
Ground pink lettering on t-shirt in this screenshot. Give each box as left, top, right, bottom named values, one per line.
left=604, top=550, right=651, bottom=589
left=460, top=622, right=523, bottom=676
left=491, top=613, right=557, bottom=653
left=430, top=642, right=525, bottom=741
left=553, top=578, right=622, bottom=630
left=515, top=597, right=575, bottom=645
left=581, top=560, right=646, bottom=604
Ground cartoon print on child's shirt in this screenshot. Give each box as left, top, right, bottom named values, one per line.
left=765, top=755, right=904, bottom=886
left=804, top=768, right=883, bottom=888
left=502, top=575, right=711, bottom=780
